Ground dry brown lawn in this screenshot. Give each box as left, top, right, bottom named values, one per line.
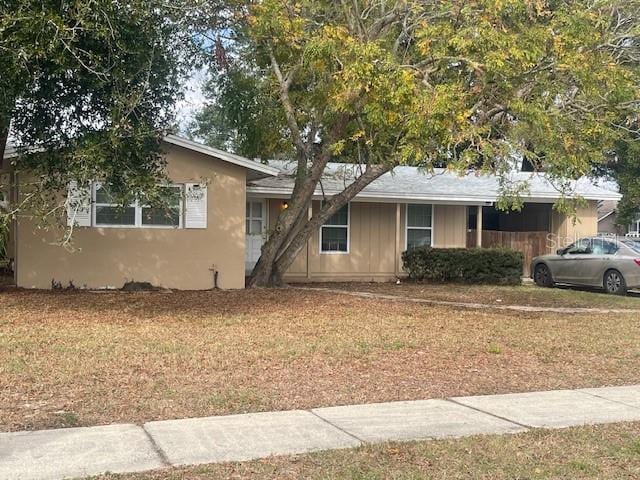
left=1, top=286, right=639, bottom=432
left=96, top=422, right=640, bottom=480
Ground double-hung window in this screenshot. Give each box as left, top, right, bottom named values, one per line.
left=406, top=204, right=433, bottom=249
left=94, top=184, right=137, bottom=227
left=141, top=185, right=182, bottom=228
left=93, top=183, right=183, bottom=228
left=320, top=204, right=349, bottom=253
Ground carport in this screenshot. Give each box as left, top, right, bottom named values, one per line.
left=467, top=203, right=554, bottom=276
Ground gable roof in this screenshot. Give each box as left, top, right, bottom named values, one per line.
left=163, top=135, right=279, bottom=180
left=248, top=160, right=622, bottom=204
left=3, top=135, right=280, bottom=180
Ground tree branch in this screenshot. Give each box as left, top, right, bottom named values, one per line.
left=267, top=45, right=306, bottom=161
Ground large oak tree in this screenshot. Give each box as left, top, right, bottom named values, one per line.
left=194, top=0, right=640, bottom=287
left=0, top=0, right=190, bottom=222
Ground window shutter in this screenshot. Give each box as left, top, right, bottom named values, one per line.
left=185, top=183, right=207, bottom=229
left=67, top=181, right=92, bottom=227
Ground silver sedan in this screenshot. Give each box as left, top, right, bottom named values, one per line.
left=531, top=237, right=640, bottom=295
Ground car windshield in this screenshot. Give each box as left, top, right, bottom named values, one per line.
left=622, top=240, right=640, bottom=254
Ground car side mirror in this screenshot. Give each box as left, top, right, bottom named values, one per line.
left=556, top=248, right=566, bottom=255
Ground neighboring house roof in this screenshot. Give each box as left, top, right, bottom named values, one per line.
left=2, top=135, right=280, bottom=181
left=597, top=199, right=620, bottom=222
left=598, top=210, right=617, bottom=223
left=248, top=160, right=622, bottom=204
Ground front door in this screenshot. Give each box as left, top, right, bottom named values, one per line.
left=245, top=198, right=267, bottom=273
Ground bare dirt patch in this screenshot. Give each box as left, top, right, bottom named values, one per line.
left=1, top=288, right=639, bottom=431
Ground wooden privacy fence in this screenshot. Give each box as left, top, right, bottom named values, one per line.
left=467, top=230, right=551, bottom=277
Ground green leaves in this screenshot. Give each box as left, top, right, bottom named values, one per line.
left=190, top=66, right=288, bottom=160
left=2, top=0, right=190, bottom=209
left=197, top=0, right=639, bottom=189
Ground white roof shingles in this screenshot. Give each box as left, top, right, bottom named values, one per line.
left=247, top=160, right=622, bottom=204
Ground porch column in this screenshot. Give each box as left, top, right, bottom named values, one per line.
left=476, top=205, right=483, bottom=248
left=306, top=203, right=312, bottom=280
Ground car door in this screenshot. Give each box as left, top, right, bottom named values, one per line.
left=545, top=247, right=572, bottom=281
left=582, top=239, right=620, bottom=287
left=553, top=238, right=593, bottom=284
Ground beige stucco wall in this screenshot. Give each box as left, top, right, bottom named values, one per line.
left=266, top=200, right=468, bottom=282
left=15, top=144, right=247, bottom=290
left=551, top=200, right=599, bottom=249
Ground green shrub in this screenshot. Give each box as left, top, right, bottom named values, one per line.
left=401, top=247, right=523, bottom=285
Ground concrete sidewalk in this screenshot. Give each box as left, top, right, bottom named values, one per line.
left=2, top=385, right=640, bottom=480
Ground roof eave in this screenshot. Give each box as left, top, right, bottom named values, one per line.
left=163, top=135, right=279, bottom=178
left=246, top=185, right=622, bottom=204
left=4, top=136, right=280, bottom=179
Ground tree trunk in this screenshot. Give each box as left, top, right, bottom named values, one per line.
left=248, top=149, right=334, bottom=287
left=248, top=163, right=392, bottom=287
left=0, top=115, right=9, bottom=169
left=248, top=227, right=289, bottom=287
left=247, top=186, right=314, bottom=287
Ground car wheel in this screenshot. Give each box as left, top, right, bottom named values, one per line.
left=604, top=269, right=627, bottom=295
left=534, top=264, right=554, bottom=288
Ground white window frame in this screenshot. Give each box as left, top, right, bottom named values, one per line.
left=628, top=218, right=640, bottom=237
left=140, top=185, right=184, bottom=229
left=320, top=202, right=350, bottom=254
left=246, top=198, right=267, bottom=236
left=92, top=182, right=184, bottom=229
left=405, top=203, right=434, bottom=250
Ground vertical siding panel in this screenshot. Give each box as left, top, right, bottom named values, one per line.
left=434, top=205, right=466, bottom=247
left=369, top=203, right=375, bottom=274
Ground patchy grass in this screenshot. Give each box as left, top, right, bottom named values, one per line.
left=1, top=288, right=640, bottom=431
left=96, top=422, right=640, bottom=479
left=323, top=281, right=640, bottom=310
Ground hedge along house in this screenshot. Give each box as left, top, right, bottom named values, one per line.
left=1, top=135, right=621, bottom=289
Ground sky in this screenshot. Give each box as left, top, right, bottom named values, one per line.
left=174, top=68, right=210, bottom=133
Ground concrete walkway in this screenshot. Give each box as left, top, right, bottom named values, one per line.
left=2, top=385, right=640, bottom=480
left=296, top=286, right=640, bottom=314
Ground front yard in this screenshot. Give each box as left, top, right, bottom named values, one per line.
left=2, top=285, right=640, bottom=432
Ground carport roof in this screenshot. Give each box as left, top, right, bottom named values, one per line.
left=247, top=160, right=622, bottom=204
